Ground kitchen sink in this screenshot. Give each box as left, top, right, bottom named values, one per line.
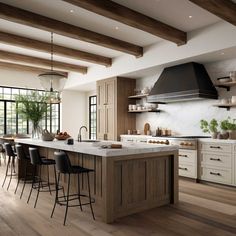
left=82, top=140, right=100, bottom=143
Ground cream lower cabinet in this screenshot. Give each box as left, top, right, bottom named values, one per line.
left=97, top=77, right=136, bottom=141
left=198, top=141, right=234, bottom=186
left=179, top=150, right=197, bottom=179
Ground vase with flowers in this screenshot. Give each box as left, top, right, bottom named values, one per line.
left=15, top=91, right=49, bottom=139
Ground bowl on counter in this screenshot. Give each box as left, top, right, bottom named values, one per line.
left=55, top=132, right=70, bottom=140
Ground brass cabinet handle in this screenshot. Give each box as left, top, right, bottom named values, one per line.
left=210, top=171, right=221, bottom=176
left=210, top=158, right=221, bottom=161
left=179, top=167, right=188, bottom=171
left=179, top=154, right=188, bottom=157
left=210, top=146, right=221, bottom=149
left=104, top=133, right=108, bottom=140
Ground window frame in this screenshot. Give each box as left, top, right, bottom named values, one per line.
left=0, top=86, right=60, bottom=135
left=89, top=95, right=97, bottom=140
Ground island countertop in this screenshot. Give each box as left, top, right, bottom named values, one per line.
left=15, top=138, right=179, bottom=157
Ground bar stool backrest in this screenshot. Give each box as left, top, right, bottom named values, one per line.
left=15, top=145, right=27, bottom=160
left=54, top=151, right=72, bottom=173
left=29, top=147, right=42, bottom=165
left=4, top=143, right=15, bottom=157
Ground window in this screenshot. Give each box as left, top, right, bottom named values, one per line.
left=89, top=96, right=97, bottom=140
left=0, top=86, right=60, bottom=135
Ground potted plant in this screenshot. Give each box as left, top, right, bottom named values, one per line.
left=227, top=117, right=236, bottom=139
left=220, top=119, right=230, bottom=139
left=15, top=91, right=49, bottom=139
left=200, top=119, right=219, bottom=139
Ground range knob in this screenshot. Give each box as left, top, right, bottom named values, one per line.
left=148, top=140, right=153, bottom=143
left=165, top=140, right=170, bottom=145
left=180, top=142, right=185, bottom=146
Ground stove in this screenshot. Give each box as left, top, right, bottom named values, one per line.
left=147, top=136, right=210, bottom=150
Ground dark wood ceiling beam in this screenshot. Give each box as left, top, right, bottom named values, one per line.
left=0, top=31, right=112, bottom=67
left=0, top=60, right=68, bottom=76
left=0, top=3, right=143, bottom=57
left=63, top=0, right=187, bottom=46
left=0, top=50, right=87, bottom=74
left=189, top=0, right=236, bottom=26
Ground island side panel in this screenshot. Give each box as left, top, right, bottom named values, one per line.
left=102, top=150, right=179, bottom=223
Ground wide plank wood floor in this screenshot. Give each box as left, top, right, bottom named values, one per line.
left=0, top=158, right=235, bottom=236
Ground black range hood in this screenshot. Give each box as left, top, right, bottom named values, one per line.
left=147, top=62, right=218, bottom=103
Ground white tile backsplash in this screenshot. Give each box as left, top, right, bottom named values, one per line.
left=135, top=58, right=236, bottom=136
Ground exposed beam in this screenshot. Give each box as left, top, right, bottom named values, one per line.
left=0, top=31, right=112, bottom=67
left=0, top=60, right=68, bottom=76
left=0, top=50, right=87, bottom=74
left=63, top=0, right=187, bottom=46
left=189, top=0, right=236, bottom=26
left=0, top=3, right=143, bottom=57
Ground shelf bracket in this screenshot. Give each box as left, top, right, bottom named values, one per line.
left=215, top=85, right=230, bottom=91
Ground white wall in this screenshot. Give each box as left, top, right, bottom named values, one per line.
left=135, top=58, right=236, bottom=136
left=0, top=68, right=42, bottom=89
left=61, top=90, right=88, bottom=140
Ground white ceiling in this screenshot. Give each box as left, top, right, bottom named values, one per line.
left=0, top=0, right=234, bottom=91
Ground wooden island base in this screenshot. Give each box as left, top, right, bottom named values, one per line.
left=19, top=143, right=178, bottom=223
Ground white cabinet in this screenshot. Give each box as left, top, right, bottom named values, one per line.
left=178, top=150, right=197, bottom=179
left=198, top=141, right=234, bottom=186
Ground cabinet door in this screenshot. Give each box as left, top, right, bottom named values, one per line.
left=105, top=80, right=115, bottom=140
left=105, top=80, right=115, bottom=106
left=97, top=107, right=106, bottom=140
left=97, top=82, right=105, bottom=106
left=105, top=106, right=115, bottom=140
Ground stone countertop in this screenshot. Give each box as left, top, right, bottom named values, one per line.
left=15, top=138, right=179, bottom=157
left=198, top=138, right=236, bottom=144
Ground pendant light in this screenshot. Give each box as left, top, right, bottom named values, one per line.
left=38, top=32, right=67, bottom=103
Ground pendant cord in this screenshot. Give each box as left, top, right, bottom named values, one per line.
left=51, top=32, right=53, bottom=72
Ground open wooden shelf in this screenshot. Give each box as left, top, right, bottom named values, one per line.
left=128, top=94, right=149, bottom=99
left=213, top=103, right=236, bottom=111
left=214, top=79, right=236, bottom=91
left=128, top=109, right=161, bottom=113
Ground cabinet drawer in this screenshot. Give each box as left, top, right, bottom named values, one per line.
left=200, top=142, right=232, bottom=153
left=179, top=150, right=196, bottom=164
left=200, top=167, right=232, bottom=184
left=200, top=152, right=232, bottom=168
left=179, top=164, right=196, bottom=178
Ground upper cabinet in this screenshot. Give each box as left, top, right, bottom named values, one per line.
left=97, top=77, right=136, bottom=141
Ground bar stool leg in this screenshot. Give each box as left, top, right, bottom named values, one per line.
left=47, top=165, right=52, bottom=195
left=87, top=172, right=95, bottom=220
left=64, top=173, right=71, bottom=226
left=2, top=156, right=10, bottom=188
left=27, top=165, right=36, bottom=204
left=34, top=165, right=42, bottom=208
left=77, top=173, right=83, bottom=211
left=14, top=159, right=21, bottom=194
left=7, top=157, right=14, bottom=190
left=51, top=170, right=60, bottom=218
left=20, top=161, right=28, bottom=199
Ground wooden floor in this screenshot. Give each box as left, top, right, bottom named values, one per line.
left=0, top=158, right=235, bottom=236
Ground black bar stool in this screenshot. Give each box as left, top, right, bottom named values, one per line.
left=51, top=151, right=95, bottom=225
left=2, top=143, right=17, bottom=190
left=27, top=147, right=57, bottom=208
left=0, top=141, right=6, bottom=166
left=15, top=145, right=32, bottom=198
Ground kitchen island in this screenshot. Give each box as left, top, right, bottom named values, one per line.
left=16, top=138, right=179, bottom=223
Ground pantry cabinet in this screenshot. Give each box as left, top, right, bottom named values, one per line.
left=97, top=77, right=136, bottom=141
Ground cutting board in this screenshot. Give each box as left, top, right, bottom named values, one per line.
left=144, top=123, right=150, bottom=135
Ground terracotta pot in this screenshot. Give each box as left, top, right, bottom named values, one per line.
left=211, top=132, right=218, bottom=139
left=221, top=131, right=229, bottom=139
left=228, top=130, right=236, bottom=140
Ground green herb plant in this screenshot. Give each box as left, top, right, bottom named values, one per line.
left=200, top=119, right=218, bottom=133
left=15, top=91, right=49, bottom=137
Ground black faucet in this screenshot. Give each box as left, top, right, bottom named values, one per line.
left=78, top=126, right=87, bottom=142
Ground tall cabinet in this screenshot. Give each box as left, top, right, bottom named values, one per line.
left=97, top=77, right=136, bottom=141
